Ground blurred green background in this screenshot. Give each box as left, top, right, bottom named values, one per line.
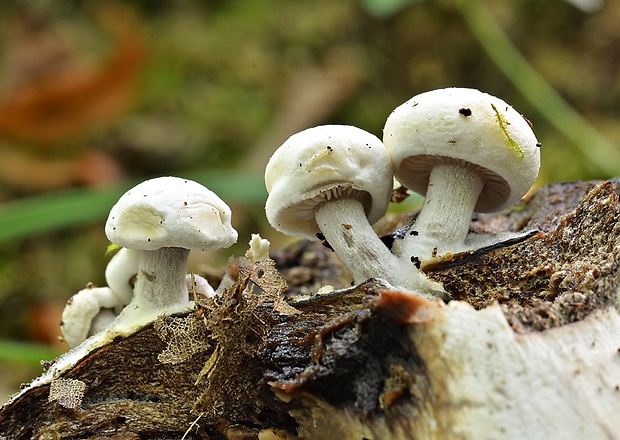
left=0, top=0, right=618, bottom=401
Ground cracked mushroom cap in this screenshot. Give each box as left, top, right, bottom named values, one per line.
left=265, top=125, right=393, bottom=240
left=383, top=88, right=540, bottom=212
left=105, top=176, right=237, bottom=251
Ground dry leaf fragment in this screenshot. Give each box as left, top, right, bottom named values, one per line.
left=0, top=2, right=147, bottom=146
left=48, top=378, right=86, bottom=409
left=154, top=314, right=210, bottom=365
left=240, top=260, right=287, bottom=299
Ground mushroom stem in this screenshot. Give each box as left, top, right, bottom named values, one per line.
left=135, top=247, right=191, bottom=310
left=315, top=198, right=393, bottom=284
left=113, top=246, right=191, bottom=329
left=400, top=163, right=483, bottom=261
left=315, top=197, right=446, bottom=297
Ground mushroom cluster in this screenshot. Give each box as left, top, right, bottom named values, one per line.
left=60, top=176, right=238, bottom=347
left=263, top=87, right=540, bottom=295
left=60, top=248, right=139, bottom=347
left=104, top=176, right=238, bottom=332
left=60, top=87, right=540, bottom=350
left=264, top=124, right=446, bottom=297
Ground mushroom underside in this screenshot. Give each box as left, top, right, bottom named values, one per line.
left=275, top=185, right=372, bottom=237
left=399, top=155, right=510, bottom=212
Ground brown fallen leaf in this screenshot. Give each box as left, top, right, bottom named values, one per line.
left=0, top=2, right=148, bottom=146
left=0, top=148, right=123, bottom=191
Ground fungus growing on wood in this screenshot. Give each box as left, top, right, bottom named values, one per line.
left=265, top=125, right=445, bottom=297
left=104, top=176, right=237, bottom=333
left=383, top=87, right=540, bottom=263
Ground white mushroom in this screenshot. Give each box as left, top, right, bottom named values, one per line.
left=104, top=176, right=237, bottom=333
left=60, top=285, right=124, bottom=347
left=383, top=88, right=541, bottom=263
left=60, top=247, right=139, bottom=348
left=265, top=125, right=445, bottom=297
left=61, top=246, right=216, bottom=348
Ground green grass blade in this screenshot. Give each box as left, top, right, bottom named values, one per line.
left=0, top=340, right=63, bottom=366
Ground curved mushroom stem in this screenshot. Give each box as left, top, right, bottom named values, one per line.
left=315, top=198, right=447, bottom=297
left=105, top=247, right=140, bottom=310
left=111, top=246, right=191, bottom=332
left=315, top=198, right=393, bottom=283
left=398, top=163, right=483, bottom=262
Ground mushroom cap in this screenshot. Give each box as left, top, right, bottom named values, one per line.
left=383, top=88, right=540, bottom=212
left=105, top=176, right=237, bottom=251
left=265, top=125, right=393, bottom=240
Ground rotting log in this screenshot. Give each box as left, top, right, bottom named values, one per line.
left=1, top=179, right=619, bottom=439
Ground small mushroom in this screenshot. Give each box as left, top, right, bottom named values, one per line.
left=60, top=285, right=124, bottom=348
left=104, top=176, right=237, bottom=333
left=60, top=247, right=138, bottom=348
left=265, top=125, right=445, bottom=296
left=383, top=87, right=540, bottom=262
left=61, top=246, right=217, bottom=347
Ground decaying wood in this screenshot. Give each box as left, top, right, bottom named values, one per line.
left=1, top=180, right=619, bottom=439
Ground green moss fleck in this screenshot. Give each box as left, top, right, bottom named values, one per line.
left=105, top=243, right=122, bottom=258
left=492, top=103, right=524, bottom=160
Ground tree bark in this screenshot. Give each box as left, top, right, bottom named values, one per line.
left=1, top=179, right=619, bottom=439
